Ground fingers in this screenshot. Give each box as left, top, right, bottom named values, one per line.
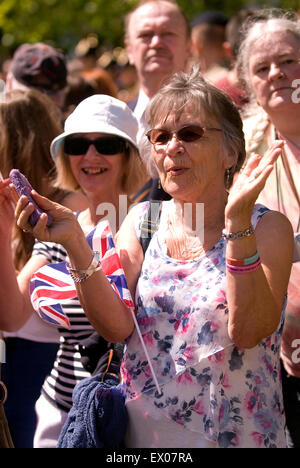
left=15, top=195, right=34, bottom=232
left=242, top=154, right=262, bottom=178
left=260, top=140, right=284, bottom=166
left=8, top=184, right=20, bottom=205
left=242, top=140, right=283, bottom=183
left=31, top=190, right=55, bottom=210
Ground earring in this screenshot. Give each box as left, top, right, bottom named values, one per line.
left=226, top=168, right=231, bottom=188
left=158, top=178, right=161, bottom=189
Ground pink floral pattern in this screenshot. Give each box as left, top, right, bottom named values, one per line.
left=121, top=202, right=286, bottom=448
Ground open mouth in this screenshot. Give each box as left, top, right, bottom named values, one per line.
left=167, top=167, right=186, bottom=175
left=82, top=168, right=108, bottom=175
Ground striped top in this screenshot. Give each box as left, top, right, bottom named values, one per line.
left=32, top=241, right=94, bottom=411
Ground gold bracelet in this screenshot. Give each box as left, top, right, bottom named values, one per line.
left=66, top=251, right=102, bottom=283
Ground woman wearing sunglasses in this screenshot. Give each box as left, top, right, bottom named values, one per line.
left=0, top=94, right=146, bottom=447
left=15, top=67, right=293, bottom=448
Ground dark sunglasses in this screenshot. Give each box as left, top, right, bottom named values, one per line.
left=64, top=136, right=127, bottom=156
left=146, top=124, right=222, bottom=146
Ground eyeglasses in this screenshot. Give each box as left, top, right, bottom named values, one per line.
left=146, top=125, right=222, bottom=146
left=64, top=136, right=127, bottom=156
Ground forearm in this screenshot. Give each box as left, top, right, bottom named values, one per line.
left=225, top=219, right=281, bottom=349
left=0, top=239, right=32, bottom=330
left=65, top=233, right=135, bottom=342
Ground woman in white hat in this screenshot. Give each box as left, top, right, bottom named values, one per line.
left=0, top=94, right=147, bottom=447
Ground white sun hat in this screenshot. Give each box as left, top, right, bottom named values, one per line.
left=50, top=94, right=139, bottom=159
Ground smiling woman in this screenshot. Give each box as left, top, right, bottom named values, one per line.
left=0, top=93, right=147, bottom=447
left=51, top=95, right=146, bottom=200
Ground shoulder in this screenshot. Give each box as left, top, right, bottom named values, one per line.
left=127, top=201, right=151, bottom=236
left=32, top=239, right=67, bottom=263
left=127, top=97, right=138, bottom=112
left=251, top=204, right=271, bottom=228
left=116, top=202, right=149, bottom=248
left=61, top=190, right=88, bottom=212
left=116, top=203, right=149, bottom=296
left=255, top=206, right=294, bottom=254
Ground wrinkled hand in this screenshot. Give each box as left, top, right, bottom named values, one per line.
left=225, top=140, right=284, bottom=225
left=15, top=190, right=84, bottom=248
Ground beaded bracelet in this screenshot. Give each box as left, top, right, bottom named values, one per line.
left=66, top=251, right=102, bottom=283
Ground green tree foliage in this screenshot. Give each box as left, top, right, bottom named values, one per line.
left=0, top=0, right=299, bottom=57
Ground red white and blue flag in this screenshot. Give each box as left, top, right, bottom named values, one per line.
left=30, top=220, right=134, bottom=329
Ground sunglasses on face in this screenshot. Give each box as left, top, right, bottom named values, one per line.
left=146, top=124, right=222, bottom=146
left=63, top=136, right=127, bottom=156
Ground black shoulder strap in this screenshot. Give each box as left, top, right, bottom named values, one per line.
left=139, top=200, right=162, bottom=255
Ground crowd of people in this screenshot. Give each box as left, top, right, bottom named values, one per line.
left=0, top=0, right=299, bottom=449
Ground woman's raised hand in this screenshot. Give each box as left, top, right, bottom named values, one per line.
left=225, top=140, right=284, bottom=224
left=15, top=190, right=85, bottom=248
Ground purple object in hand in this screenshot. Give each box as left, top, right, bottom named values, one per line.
left=9, top=169, right=53, bottom=227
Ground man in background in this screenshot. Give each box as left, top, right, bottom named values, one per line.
left=213, top=8, right=257, bottom=109
left=124, top=0, right=191, bottom=200
left=190, top=10, right=229, bottom=83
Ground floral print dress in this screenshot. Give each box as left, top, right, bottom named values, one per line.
left=121, top=200, right=287, bottom=448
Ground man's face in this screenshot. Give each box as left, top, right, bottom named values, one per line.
left=126, top=1, right=190, bottom=81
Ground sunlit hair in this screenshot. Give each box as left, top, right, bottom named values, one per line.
left=0, top=88, right=65, bottom=269
left=144, top=64, right=246, bottom=188
left=236, top=8, right=300, bottom=106
left=54, top=140, right=147, bottom=195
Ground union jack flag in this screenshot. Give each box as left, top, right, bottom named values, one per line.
left=30, top=220, right=134, bottom=329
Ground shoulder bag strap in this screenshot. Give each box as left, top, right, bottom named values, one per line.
left=139, top=201, right=162, bottom=255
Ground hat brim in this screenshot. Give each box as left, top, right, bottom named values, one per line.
left=51, top=126, right=138, bottom=160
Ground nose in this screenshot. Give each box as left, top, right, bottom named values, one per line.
left=165, top=134, right=184, bottom=155
left=84, top=143, right=102, bottom=158
left=268, top=63, right=285, bottom=81
left=150, top=33, right=164, bottom=47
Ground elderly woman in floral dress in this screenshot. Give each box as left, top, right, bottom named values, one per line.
left=14, top=67, right=293, bottom=448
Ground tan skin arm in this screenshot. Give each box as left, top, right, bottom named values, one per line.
left=0, top=180, right=49, bottom=331
left=225, top=141, right=294, bottom=348
left=15, top=194, right=143, bottom=342
left=226, top=211, right=293, bottom=348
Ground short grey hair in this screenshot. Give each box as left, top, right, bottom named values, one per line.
left=144, top=64, right=246, bottom=188
left=237, top=8, right=300, bottom=104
